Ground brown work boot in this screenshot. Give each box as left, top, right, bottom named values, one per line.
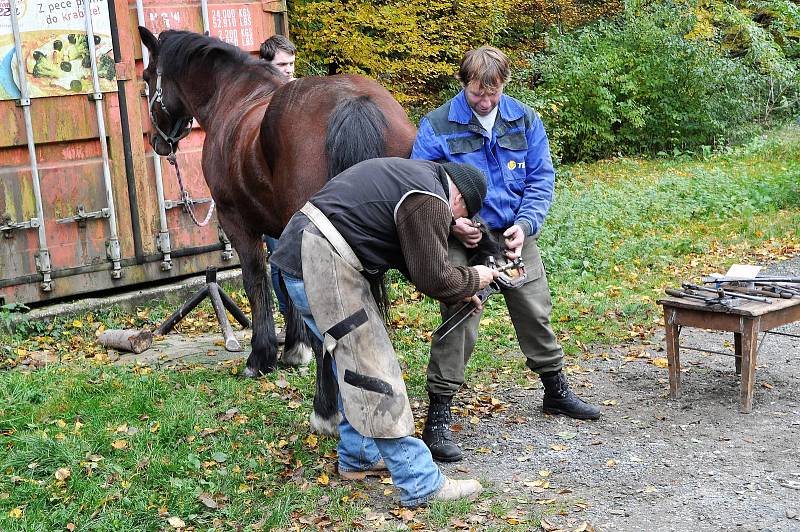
left=338, top=459, right=388, bottom=480
left=432, top=476, right=482, bottom=502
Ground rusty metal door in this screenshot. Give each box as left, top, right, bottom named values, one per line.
left=0, top=0, right=287, bottom=305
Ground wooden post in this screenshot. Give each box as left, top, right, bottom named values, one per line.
left=739, top=317, right=760, bottom=414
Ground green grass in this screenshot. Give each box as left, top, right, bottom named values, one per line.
left=1, top=125, right=799, bottom=530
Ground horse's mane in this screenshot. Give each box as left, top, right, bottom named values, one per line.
left=157, top=30, right=284, bottom=85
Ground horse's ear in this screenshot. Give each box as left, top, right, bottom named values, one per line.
left=138, top=26, right=158, bottom=54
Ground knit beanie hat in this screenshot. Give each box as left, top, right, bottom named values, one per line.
left=441, top=162, right=487, bottom=218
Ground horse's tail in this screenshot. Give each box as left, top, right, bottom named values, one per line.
left=325, top=95, right=388, bottom=179
left=368, top=273, right=391, bottom=323
left=309, top=334, right=341, bottom=436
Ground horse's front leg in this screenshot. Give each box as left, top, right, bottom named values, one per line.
left=218, top=214, right=279, bottom=375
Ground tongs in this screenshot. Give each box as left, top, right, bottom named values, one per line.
left=432, top=257, right=527, bottom=340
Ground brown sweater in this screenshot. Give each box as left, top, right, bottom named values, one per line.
left=396, top=193, right=480, bottom=305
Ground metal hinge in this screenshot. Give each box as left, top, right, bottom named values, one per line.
left=56, top=205, right=110, bottom=227
left=164, top=196, right=213, bottom=211
left=0, top=215, right=40, bottom=238
left=218, top=227, right=234, bottom=261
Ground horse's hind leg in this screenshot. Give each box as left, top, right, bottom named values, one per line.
left=308, top=335, right=341, bottom=436
left=279, top=278, right=313, bottom=367
left=219, top=215, right=279, bottom=376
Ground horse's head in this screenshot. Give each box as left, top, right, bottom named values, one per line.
left=138, top=26, right=194, bottom=156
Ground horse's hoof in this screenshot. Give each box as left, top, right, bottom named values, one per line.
left=242, top=365, right=275, bottom=378
left=280, top=343, right=313, bottom=367
left=310, top=411, right=341, bottom=436
left=242, top=366, right=259, bottom=378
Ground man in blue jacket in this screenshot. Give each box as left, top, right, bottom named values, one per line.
left=412, top=46, right=601, bottom=463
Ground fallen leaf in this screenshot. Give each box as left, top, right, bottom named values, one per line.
left=601, top=400, right=618, bottom=406
left=9, top=507, right=23, bottom=519
left=650, top=358, right=669, bottom=368
left=539, top=470, right=552, bottom=477
left=111, top=439, right=128, bottom=450
left=55, top=467, right=71, bottom=481
left=167, top=516, right=186, bottom=529
left=211, top=452, right=228, bottom=463
left=305, top=434, right=318, bottom=448
left=317, top=472, right=330, bottom=486
left=218, top=408, right=239, bottom=421
left=198, top=492, right=218, bottom=509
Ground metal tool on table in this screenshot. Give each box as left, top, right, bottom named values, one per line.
left=433, top=257, right=527, bottom=339
left=701, top=276, right=800, bottom=299
left=682, top=282, right=772, bottom=304
left=664, top=280, right=777, bottom=308
left=664, top=288, right=737, bottom=307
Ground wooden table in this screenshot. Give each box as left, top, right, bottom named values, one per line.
left=657, top=295, right=800, bottom=413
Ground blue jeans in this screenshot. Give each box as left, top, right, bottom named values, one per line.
left=280, top=271, right=444, bottom=506
left=264, top=236, right=288, bottom=315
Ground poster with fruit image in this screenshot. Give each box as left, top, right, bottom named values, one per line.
left=0, top=0, right=115, bottom=100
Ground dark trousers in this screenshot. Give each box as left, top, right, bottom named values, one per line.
left=426, top=232, right=563, bottom=396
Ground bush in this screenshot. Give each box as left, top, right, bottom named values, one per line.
left=290, top=0, right=511, bottom=107
left=510, top=3, right=783, bottom=161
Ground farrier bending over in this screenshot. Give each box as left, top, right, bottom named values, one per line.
left=269, top=157, right=498, bottom=507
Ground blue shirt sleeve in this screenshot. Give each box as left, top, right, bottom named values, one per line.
left=411, top=118, right=446, bottom=161
left=515, top=113, right=555, bottom=236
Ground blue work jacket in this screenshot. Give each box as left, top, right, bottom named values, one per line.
left=411, top=91, right=555, bottom=236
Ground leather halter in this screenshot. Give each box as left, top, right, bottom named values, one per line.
left=147, top=67, right=193, bottom=153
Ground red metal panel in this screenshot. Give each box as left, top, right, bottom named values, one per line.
left=0, top=0, right=286, bottom=305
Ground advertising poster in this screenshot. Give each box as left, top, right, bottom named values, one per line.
left=0, top=0, right=115, bottom=100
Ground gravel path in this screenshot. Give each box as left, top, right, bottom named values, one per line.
left=432, top=257, right=800, bottom=531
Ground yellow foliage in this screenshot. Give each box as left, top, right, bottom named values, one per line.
left=290, top=0, right=622, bottom=106
left=291, top=0, right=512, bottom=106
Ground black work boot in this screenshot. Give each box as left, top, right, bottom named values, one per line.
left=541, top=370, right=601, bottom=420
left=422, top=393, right=463, bottom=462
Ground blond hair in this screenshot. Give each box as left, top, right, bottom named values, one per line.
left=456, top=46, right=511, bottom=90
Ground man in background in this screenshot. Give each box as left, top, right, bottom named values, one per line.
left=259, top=34, right=296, bottom=81
left=259, top=34, right=297, bottom=323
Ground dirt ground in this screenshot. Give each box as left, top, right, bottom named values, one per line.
left=429, top=258, right=800, bottom=532
left=100, top=260, right=800, bottom=531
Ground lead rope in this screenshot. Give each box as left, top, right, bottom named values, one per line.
left=167, top=153, right=216, bottom=227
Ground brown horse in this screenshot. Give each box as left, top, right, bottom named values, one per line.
left=138, top=27, right=416, bottom=433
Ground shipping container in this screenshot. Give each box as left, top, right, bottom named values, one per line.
left=0, top=0, right=287, bottom=305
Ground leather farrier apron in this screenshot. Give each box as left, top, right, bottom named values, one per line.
left=300, top=202, right=414, bottom=439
